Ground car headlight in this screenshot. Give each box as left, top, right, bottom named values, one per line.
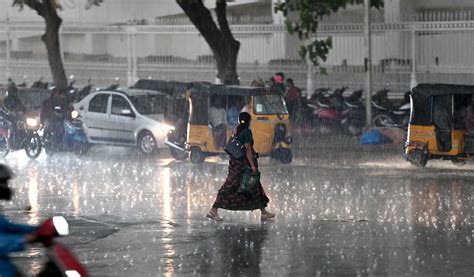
left=161, top=123, right=175, bottom=132
left=71, top=110, right=79, bottom=119
left=26, top=118, right=38, bottom=127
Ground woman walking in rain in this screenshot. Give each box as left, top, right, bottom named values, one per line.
left=207, top=112, right=275, bottom=221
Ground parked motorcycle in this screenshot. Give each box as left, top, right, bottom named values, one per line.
left=0, top=110, right=42, bottom=159
left=372, top=89, right=410, bottom=128
left=42, top=106, right=89, bottom=156
left=13, top=216, right=89, bottom=277
left=313, top=87, right=347, bottom=134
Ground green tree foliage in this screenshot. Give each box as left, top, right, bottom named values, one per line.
left=275, top=0, right=383, bottom=66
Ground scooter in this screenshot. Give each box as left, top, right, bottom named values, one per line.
left=0, top=109, right=42, bottom=159
left=341, top=89, right=366, bottom=136
left=371, top=89, right=410, bottom=128
left=13, top=216, right=88, bottom=277
left=42, top=106, right=89, bottom=156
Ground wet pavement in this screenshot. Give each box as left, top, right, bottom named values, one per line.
left=2, top=144, right=473, bottom=276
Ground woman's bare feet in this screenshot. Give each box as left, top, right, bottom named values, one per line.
left=206, top=208, right=223, bottom=222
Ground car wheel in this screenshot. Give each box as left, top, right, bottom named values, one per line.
left=190, top=147, right=205, bottom=164
left=138, top=131, right=156, bottom=155
left=170, top=147, right=188, bottom=160
left=25, top=134, right=42, bottom=159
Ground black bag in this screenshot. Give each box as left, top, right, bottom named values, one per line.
left=224, top=135, right=245, bottom=159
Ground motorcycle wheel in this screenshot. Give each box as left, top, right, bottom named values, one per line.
left=319, top=121, right=332, bottom=135
left=0, top=135, right=10, bottom=158
left=74, top=142, right=90, bottom=156
left=25, top=133, right=42, bottom=159
left=372, top=114, right=395, bottom=127
left=346, top=124, right=362, bottom=136
left=44, top=143, right=55, bottom=156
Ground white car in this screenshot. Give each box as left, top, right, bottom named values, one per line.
left=73, top=88, right=174, bottom=155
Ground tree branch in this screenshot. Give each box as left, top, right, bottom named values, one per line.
left=176, top=0, right=222, bottom=53
left=13, top=0, right=45, bottom=17
left=215, top=0, right=233, bottom=40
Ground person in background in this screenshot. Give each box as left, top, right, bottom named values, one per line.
left=3, top=85, right=26, bottom=119
left=251, top=78, right=264, bottom=87
left=285, top=78, right=302, bottom=124
left=227, top=97, right=244, bottom=130
left=274, top=72, right=286, bottom=94
left=207, top=112, right=274, bottom=222
left=32, top=77, right=45, bottom=89
left=209, top=97, right=227, bottom=147
left=465, top=97, right=474, bottom=134
left=0, top=164, right=39, bottom=277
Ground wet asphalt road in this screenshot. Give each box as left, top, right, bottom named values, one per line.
left=2, top=143, right=473, bottom=276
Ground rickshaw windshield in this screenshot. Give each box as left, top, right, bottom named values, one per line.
left=253, top=94, right=288, bottom=115
left=129, top=94, right=165, bottom=115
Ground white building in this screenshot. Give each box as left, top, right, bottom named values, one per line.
left=1, top=0, right=474, bottom=88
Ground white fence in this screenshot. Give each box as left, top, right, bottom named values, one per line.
left=1, top=20, right=474, bottom=97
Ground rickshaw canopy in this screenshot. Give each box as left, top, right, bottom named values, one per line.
left=411, top=83, right=474, bottom=126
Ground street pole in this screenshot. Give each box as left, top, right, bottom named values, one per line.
left=364, top=0, right=372, bottom=127
left=126, top=27, right=132, bottom=86
left=6, top=16, right=11, bottom=82
left=306, top=44, right=314, bottom=96
left=410, top=25, right=417, bottom=89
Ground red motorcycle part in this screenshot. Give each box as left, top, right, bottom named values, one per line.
left=49, top=244, right=89, bottom=277
left=317, top=107, right=344, bottom=121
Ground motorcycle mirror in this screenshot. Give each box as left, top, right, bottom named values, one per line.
left=52, top=216, right=69, bottom=236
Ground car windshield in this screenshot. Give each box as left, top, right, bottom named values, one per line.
left=129, top=94, right=165, bottom=115
left=253, top=94, right=288, bottom=114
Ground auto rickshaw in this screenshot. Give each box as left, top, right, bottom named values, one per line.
left=168, top=84, right=293, bottom=164
left=405, top=83, right=474, bottom=166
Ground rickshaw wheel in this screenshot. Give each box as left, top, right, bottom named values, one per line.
left=408, top=149, right=428, bottom=167
left=272, top=148, right=293, bottom=164
left=451, top=158, right=466, bottom=166
left=170, top=147, right=188, bottom=160
left=190, top=147, right=205, bottom=164
left=279, top=148, right=293, bottom=164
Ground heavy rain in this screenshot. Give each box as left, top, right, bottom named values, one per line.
left=0, top=0, right=473, bottom=276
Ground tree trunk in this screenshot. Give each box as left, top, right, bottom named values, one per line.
left=215, top=38, right=240, bottom=85
left=42, top=9, right=67, bottom=89
left=177, top=0, right=240, bottom=85
left=21, top=0, right=68, bottom=90
left=43, top=18, right=67, bottom=89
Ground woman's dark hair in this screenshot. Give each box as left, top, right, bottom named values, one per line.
left=236, top=112, right=251, bottom=134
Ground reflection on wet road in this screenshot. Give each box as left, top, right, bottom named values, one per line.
left=3, top=148, right=473, bottom=276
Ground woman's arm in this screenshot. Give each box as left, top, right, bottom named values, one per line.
left=245, top=143, right=257, bottom=173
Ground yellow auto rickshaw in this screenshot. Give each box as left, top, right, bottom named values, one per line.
left=406, top=83, right=474, bottom=166
left=181, top=84, right=292, bottom=164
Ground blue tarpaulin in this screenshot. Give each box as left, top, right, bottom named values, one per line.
left=359, top=129, right=393, bottom=145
